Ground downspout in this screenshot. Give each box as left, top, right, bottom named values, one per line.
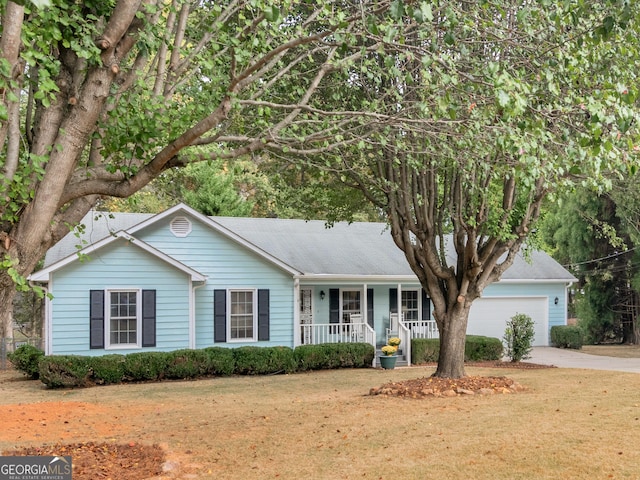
left=29, top=280, right=50, bottom=355
left=190, top=279, right=207, bottom=350
left=564, top=282, right=574, bottom=325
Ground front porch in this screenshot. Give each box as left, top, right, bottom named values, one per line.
left=298, top=318, right=439, bottom=367
left=295, top=281, right=439, bottom=366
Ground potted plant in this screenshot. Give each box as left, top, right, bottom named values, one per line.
left=379, top=340, right=400, bottom=369
left=388, top=337, right=401, bottom=348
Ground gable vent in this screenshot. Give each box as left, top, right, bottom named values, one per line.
left=170, top=216, right=192, bottom=237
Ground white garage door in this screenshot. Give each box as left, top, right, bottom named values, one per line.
left=467, top=297, right=548, bottom=346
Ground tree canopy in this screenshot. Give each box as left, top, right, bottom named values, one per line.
left=1, top=0, right=640, bottom=378
left=0, top=0, right=418, bottom=337
left=300, top=1, right=640, bottom=376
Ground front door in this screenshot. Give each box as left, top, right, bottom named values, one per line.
left=300, top=287, right=313, bottom=344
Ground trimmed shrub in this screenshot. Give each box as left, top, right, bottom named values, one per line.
left=89, top=354, right=125, bottom=385
left=165, top=349, right=214, bottom=379
left=8, top=344, right=45, bottom=379
left=233, top=346, right=297, bottom=375
left=465, top=335, right=503, bottom=361
left=550, top=325, right=583, bottom=349
left=411, top=338, right=440, bottom=364
left=411, top=336, right=503, bottom=365
left=293, top=344, right=328, bottom=371
left=123, top=352, right=170, bottom=382
left=39, top=355, right=93, bottom=388
left=202, top=347, right=235, bottom=376
left=294, top=343, right=375, bottom=371
left=503, top=313, right=536, bottom=362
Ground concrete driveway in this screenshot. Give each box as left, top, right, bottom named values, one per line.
left=528, top=347, right=640, bottom=373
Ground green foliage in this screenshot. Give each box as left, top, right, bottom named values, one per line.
left=465, top=335, right=504, bottom=362
left=294, top=343, right=375, bottom=370
left=410, top=339, right=441, bottom=364
left=538, top=188, right=635, bottom=343
left=180, top=161, right=254, bottom=217
left=165, top=349, right=216, bottom=379
left=89, top=354, right=125, bottom=385
left=550, top=326, right=584, bottom=350
left=232, top=346, right=297, bottom=375
left=122, top=352, right=170, bottom=382
left=503, top=313, right=536, bottom=362
left=411, top=336, right=503, bottom=365
left=34, top=343, right=379, bottom=388
left=202, top=347, right=236, bottom=376
left=7, top=344, right=44, bottom=379
left=38, top=355, right=92, bottom=388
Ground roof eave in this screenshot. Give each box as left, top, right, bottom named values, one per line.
left=126, top=203, right=301, bottom=276
left=28, top=231, right=207, bottom=283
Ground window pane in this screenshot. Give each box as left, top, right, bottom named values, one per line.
left=109, top=291, right=138, bottom=345
left=342, top=290, right=361, bottom=322
left=402, top=290, right=419, bottom=321
left=230, top=291, right=254, bottom=339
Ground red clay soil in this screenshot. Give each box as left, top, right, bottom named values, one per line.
left=2, top=361, right=551, bottom=479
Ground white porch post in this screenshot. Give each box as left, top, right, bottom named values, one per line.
left=293, top=278, right=301, bottom=347
left=397, top=283, right=402, bottom=320
left=362, top=283, right=368, bottom=325
left=190, top=282, right=206, bottom=349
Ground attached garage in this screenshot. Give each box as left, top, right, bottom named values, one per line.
left=467, top=297, right=549, bottom=346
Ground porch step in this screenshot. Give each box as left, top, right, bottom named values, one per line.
left=376, top=348, right=408, bottom=367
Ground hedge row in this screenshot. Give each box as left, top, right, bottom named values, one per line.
left=550, top=325, right=583, bottom=349
left=11, top=343, right=375, bottom=389
left=411, top=335, right=503, bottom=364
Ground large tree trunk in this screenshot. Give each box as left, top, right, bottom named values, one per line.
left=0, top=273, right=18, bottom=342
left=433, top=302, right=470, bottom=378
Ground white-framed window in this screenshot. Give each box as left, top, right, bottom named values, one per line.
left=402, top=289, right=420, bottom=322
left=228, top=289, right=257, bottom=341
left=106, top=289, right=141, bottom=348
left=341, top=289, right=361, bottom=323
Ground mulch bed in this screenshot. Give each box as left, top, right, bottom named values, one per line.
left=370, top=360, right=554, bottom=398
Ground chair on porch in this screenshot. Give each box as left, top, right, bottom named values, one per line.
left=386, top=312, right=401, bottom=343
left=349, top=314, right=363, bottom=341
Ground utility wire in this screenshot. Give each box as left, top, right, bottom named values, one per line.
left=563, top=246, right=640, bottom=269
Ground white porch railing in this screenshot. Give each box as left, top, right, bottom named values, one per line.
left=300, top=322, right=376, bottom=349
left=397, top=322, right=411, bottom=366
left=403, top=320, right=439, bottom=339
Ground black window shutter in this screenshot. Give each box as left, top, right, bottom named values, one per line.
left=90, top=290, right=105, bottom=349
left=257, top=289, right=270, bottom=341
left=142, top=290, right=156, bottom=347
left=214, top=289, right=227, bottom=343
left=329, top=289, right=340, bottom=323
left=422, top=289, right=431, bottom=321
left=389, top=288, right=398, bottom=314
left=367, top=288, right=374, bottom=328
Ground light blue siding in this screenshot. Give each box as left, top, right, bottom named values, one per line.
left=49, top=238, right=191, bottom=356
left=136, top=216, right=295, bottom=348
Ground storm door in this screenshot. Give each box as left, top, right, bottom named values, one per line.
left=300, top=287, right=313, bottom=344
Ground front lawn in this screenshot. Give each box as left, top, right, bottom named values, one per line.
left=1, top=365, right=639, bottom=479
